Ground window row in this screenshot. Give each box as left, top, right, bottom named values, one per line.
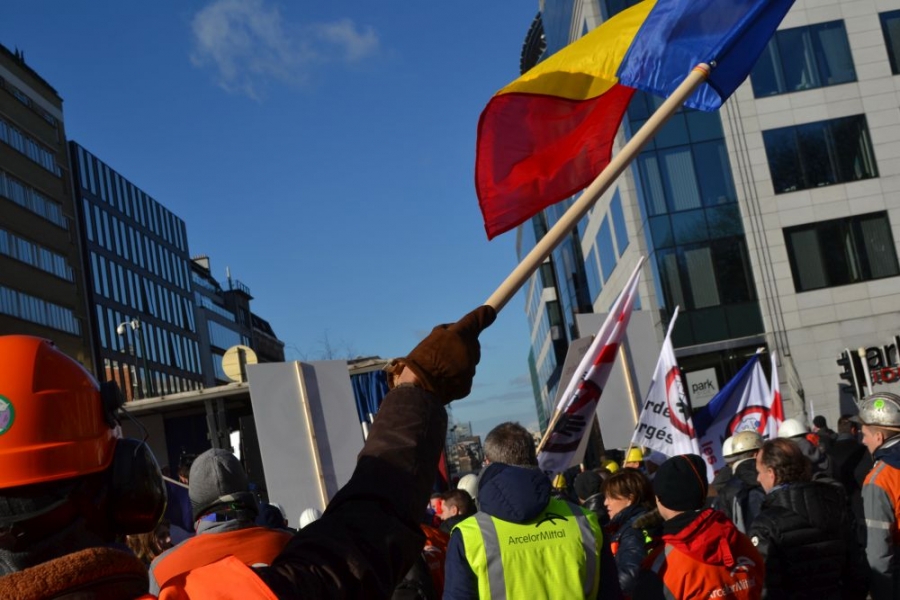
left=750, top=13, right=900, bottom=97
left=208, top=320, right=249, bottom=351
left=881, top=11, right=900, bottom=75
left=752, top=20, right=855, bottom=97
left=637, top=139, right=737, bottom=216
left=584, top=191, right=631, bottom=303
left=195, top=292, right=236, bottom=322
left=0, top=74, right=58, bottom=127
left=97, top=305, right=202, bottom=375
left=0, top=116, right=60, bottom=176
left=784, top=211, right=899, bottom=292
left=656, top=238, right=758, bottom=311
left=0, top=284, right=80, bottom=334
left=192, top=271, right=222, bottom=294
left=649, top=204, right=744, bottom=250
left=84, top=199, right=192, bottom=292
left=74, top=145, right=188, bottom=252
left=0, top=228, right=73, bottom=280
left=763, top=114, right=878, bottom=194
left=89, top=251, right=196, bottom=332
left=103, top=357, right=201, bottom=400
left=0, top=170, right=67, bottom=228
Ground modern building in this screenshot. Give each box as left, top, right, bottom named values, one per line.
left=69, top=142, right=203, bottom=400
left=520, top=0, right=900, bottom=434
left=251, top=312, right=285, bottom=363
left=0, top=44, right=94, bottom=369
left=191, top=256, right=254, bottom=387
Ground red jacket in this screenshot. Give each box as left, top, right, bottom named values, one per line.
left=634, top=509, right=764, bottom=599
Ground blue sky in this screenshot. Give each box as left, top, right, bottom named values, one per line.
left=1, top=1, right=541, bottom=437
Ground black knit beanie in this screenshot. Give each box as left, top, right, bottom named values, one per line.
left=653, top=454, right=708, bottom=511
left=573, top=470, right=602, bottom=501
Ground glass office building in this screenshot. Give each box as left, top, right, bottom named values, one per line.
left=521, top=0, right=900, bottom=430
left=0, top=45, right=95, bottom=369
left=70, top=142, right=202, bottom=399
left=191, top=256, right=254, bottom=387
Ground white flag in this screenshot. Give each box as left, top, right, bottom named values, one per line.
left=630, top=307, right=703, bottom=471
left=537, top=258, right=644, bottom=476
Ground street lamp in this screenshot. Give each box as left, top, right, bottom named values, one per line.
left=116, top=318, right=154, bottom=399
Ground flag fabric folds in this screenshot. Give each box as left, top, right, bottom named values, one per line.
left=693, top=354, right=777, bottom=474
left=537, top=258, right=643, bottom=476
left=767, top=350, right=786, bottom=439
left=476, top=0, right=795, bottom=239
left=630, top=307, right=704, bottom=473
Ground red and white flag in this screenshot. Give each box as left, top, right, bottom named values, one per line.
left=537, top=258, right=644, bottom=476
left=630, top=307, right=703, bottom=471
left=767, top=350, right=785, bottom=439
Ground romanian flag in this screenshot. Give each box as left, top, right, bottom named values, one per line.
left=476, top=0, right=795, bottom=239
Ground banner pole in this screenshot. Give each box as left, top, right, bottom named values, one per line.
left=485, top=64, right=711, bottom=312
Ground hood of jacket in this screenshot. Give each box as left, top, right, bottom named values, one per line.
left=477, top=462, right=551, bottom=523
left=662, top=508, right=746, bottom=568
left=733, top=458, right=762, bottom=488
left=874, top=435, right=900, bottom=469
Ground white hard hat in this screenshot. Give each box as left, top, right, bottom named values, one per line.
left=722, top=436, right=734, bottom=458
left=298, top=507, right=322, bottom=529
left=778, top=418, right=807, bottom=439
left=457, top=473, right=479, bottom=501
left=731, top=430, right=763, bottom=454
left=852, top=393, right=900, bottom=428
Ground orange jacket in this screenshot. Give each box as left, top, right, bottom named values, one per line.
left=151, top=526, right=291, bottom=597
left=863, top=440, right=900, bottom=599
left=156, top=555, right=279, bottom=600
left=637, top=509, right=764, bottom=599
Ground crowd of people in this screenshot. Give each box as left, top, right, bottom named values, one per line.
left=1, top=305, right=899, bottom=599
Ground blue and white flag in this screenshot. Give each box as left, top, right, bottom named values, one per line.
left=693, top=353, right=773, bottom=474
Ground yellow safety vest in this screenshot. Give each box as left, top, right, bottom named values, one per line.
left=454, top=497, right=601, bottom=599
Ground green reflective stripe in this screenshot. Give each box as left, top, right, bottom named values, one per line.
left=565, top=501, right=597, bottom=598
left=474, top=511, right=506, bottom=600
left=866, top=518, right=893, bottom=530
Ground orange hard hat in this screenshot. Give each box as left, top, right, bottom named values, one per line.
left=0, top=335, right=117, bottom=489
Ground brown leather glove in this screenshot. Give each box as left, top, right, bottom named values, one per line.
left=387, top=305, right=496, bottom=404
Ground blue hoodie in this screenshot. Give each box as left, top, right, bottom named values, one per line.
left=443, top=463, right=622, bottom=599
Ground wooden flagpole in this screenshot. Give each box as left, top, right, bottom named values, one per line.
left=485, top=64, right=711, bottom=312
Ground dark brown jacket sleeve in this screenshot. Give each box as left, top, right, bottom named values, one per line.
left=254, top=385, right=447, bottom=599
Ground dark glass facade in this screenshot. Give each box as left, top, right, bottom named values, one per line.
left=880, top=11, right=900, bottom=75
left=784, top=211, right=900, bottom=292
left=763, top=115, right=878, bottom=194
left=627, top=89, right=764, bottom=347
left=750, top=20, right=856, bottom=97
left=70, top=142, right=202, bottom=399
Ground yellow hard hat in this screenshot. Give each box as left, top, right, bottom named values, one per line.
left=600, top=459, right=619, bottom=473
left=552, top=473, right=566, bottom=489
left=625, top=447, right=644, bottom=463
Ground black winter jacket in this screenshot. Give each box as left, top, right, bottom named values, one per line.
left=607, top=504, right=655, bottom=595
left=747, top=481, right=869, bottom=599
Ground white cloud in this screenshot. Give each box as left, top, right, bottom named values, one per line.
left=190, top=0, right=379, bottom=99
